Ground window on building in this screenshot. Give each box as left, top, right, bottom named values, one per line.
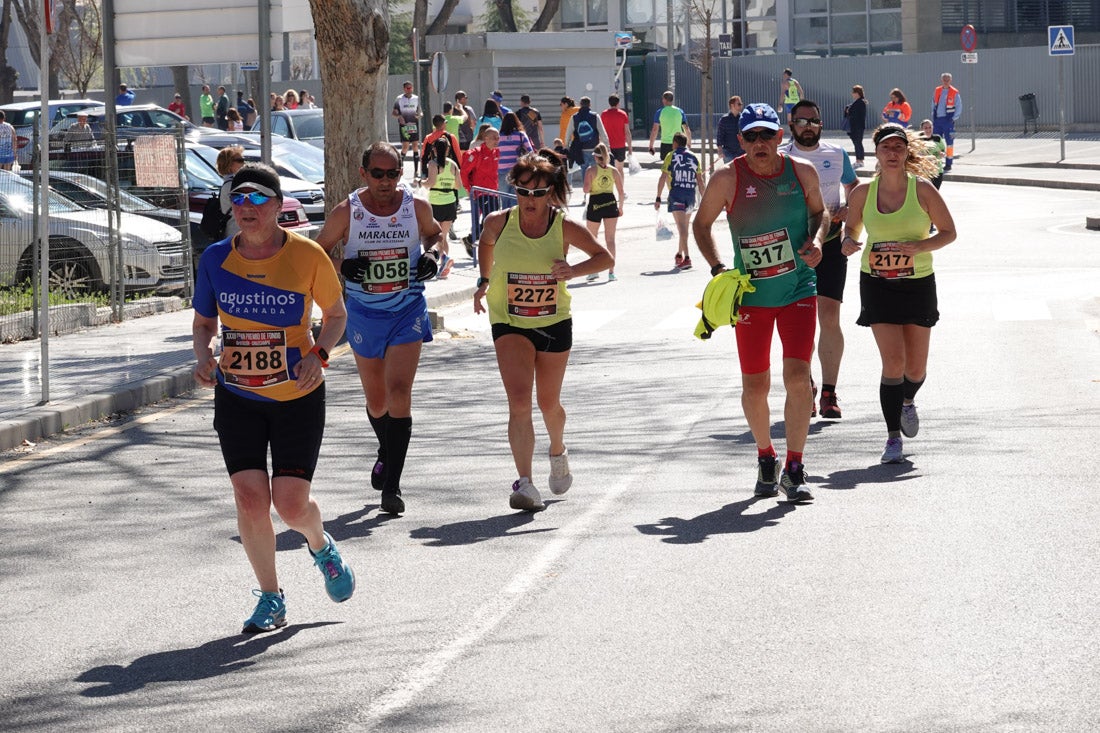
left=562, top=0, right=609, bottom=28
left=942, top=0, right=1099, bottom=32
left=792, top=0, right=902, bottom=56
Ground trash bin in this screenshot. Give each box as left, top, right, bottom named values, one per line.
left=1018, top=93, right=1039, bottom=134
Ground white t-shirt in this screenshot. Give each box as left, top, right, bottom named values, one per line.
left=393, top=94, right=420, bottom=124
left=779, top=140, right=857, bottom=211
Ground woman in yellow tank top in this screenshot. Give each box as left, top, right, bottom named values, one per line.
left=473, top=151, right=613, bottom=512
left=581, top=143, right=626, bottom=282
left=841, top=123, right=956, bottom=465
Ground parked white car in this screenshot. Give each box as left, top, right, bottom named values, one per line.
left=0, top=99, right=100, bottom=165
left=0, top=170, right=187, bottom=295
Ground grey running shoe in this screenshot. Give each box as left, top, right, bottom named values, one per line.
left=881, top=437, right=904, bottom=464
left=780, top=462, right=814, bottom=502
left=548, top=449, right=573, bottom=495
left=900, top=403, right=919, bottom=438
left=509, top=477, right=545, bottom=512
left=754, top=455, right=779, bottom=497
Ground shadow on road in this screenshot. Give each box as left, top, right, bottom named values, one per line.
left=709, top=418, right=838, bottom=445
left=74, top=621, right=339, bottom=697
left=409, top=508, right=560, bottom=546
left=815, top=461, right=919, bottom=491
left=635, top=497, right=797, bottom=544
left=231, top=504, right=397, bottom=552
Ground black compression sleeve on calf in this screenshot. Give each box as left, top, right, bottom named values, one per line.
left=368, top=411, right=390, bottom=460
left=383, top=416, right=413, bottom=492
left=903, top=376, right=925, bottom=402
left=880, top=378, right=904, bottom=433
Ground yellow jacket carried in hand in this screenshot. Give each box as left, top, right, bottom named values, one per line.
left=694, top=270, right=756, bottom=340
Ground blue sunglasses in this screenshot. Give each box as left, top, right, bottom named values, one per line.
left=230, top=192, right=272, bottom=206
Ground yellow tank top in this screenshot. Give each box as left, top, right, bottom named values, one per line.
left=487, top=208, right=571, bottom=328
left=591, top=164, right=615, bottom=195
left=860, top=174, right=934, bottom=279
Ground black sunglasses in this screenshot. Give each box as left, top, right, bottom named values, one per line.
left=368, top=168, right=401, bottom=180
left=515, top=185, right=551, bottom=198
left=741, top=129, right=778, bottom=142
left=792, top=118, right=822, bottom=128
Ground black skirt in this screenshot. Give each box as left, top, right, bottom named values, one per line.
left=857, top=271, right=939, bottom=327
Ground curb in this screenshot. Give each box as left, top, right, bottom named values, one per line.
left=0, top=364, right=197, bottom=453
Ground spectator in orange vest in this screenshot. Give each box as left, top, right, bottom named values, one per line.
left=881, top=88, right=912, bottom=128
left=931, top=73, right=961, bottom=171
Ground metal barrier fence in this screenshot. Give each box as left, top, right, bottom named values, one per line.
left=466, top=186, right=518, bottom=265
left=0, top=124, right=193, bottom=342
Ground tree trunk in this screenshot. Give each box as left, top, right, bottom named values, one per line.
left=0, top=0, right=19, bottom=104
left=425, top=0, right=461, bottom=35
left=529, top=0, right=561, bottom=32
left=494, top=0, right=517, bottom=32
left=171, top=66, right=191, bottom=119
left=309, top=0, right=389, bottom=216
left=11, top=0, right=60, bottom=97
left=412, top=0, right=428, bottom=36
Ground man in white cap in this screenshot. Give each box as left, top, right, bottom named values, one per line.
left=692, top=102, right=829, bottom=504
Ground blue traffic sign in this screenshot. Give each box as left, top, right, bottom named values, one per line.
left=1049, top=25, right=1074, bottom=56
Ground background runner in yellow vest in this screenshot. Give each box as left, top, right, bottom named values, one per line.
left=582, top=143, right=626, bottom=282
left=779, top=69, right=804, bottom=123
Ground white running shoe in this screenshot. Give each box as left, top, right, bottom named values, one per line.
left=900, top=403, right=919, bottom=438
left=548, top=449, right=573, bottom=495
left=509, top=477, right=545, bottom=512
left=881, top=437, right=904, bottom=464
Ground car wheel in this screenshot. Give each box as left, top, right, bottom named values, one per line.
left=17, top=238, right=104, bottom=297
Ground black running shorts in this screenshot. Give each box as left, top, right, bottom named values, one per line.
left=857, top=272, right=939, bottom=328
left=814, top=233, right=848, bottom=302
left=214, top=383, right=326, bottom=481
left=491, top=318, right=573, bottom=353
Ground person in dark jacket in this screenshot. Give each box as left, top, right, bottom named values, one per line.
left=715, top=95, right=745, bottom=167
left=844, top=85, right=868, bottom=167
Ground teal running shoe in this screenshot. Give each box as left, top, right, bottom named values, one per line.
left=310, top=531, right=355, bottom=603
left=243, top=589, right=287, bottom=634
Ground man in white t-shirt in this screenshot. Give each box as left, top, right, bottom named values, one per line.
left=393, top=81, right=422, bottom=177
left=779, top=99, right=858, bottom=421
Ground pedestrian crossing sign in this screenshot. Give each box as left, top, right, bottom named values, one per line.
left=1048, top=25, right=1074, bottom=56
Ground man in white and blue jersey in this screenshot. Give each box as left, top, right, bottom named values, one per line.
left=654, top=132, right=705, bottom=271
left=780, top=99, right=858, bottom=420
left=315, top=142, right=444, bottom=517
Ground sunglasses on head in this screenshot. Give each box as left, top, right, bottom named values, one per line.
left=741, top=129, right=778, bottom=143
left=368, top=168, right=401, bottom=180
left=792, top=118, right=822, bottom=128
left=515, top=185, right=551, bottom=198
left=230, top=191, right=271, bottom=206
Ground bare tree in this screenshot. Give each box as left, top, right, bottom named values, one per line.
left=687, top=0, right=718, bottom=171
left=492, top=0, right=517, bottom=32
left=309, top=0, right=389, bottom=214
left=425, top=0, right=461, bottom=35
left=53, top=0, right=102, bottom=97
left=0, top=0, right=20, bottom=104
left=11, top=0, right=62, bottom=97
left=529, top=0, right=562, bottom=32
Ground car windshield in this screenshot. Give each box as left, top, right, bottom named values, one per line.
left=0, top=173, right=84, bottom=214
left=294, top=113, right=324, bottom=140
left=272, top=144, right=325, bottom=182
left=185, top=149, right=226, bottom=189
left=58, top=173, right=160, bottom=213
left=190, top=145, right=218, bottom=171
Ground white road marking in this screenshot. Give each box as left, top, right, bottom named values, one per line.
left=654, top=307, right=703, bottom=330
left=991, top=298, right=1052, bottom=321
left=571, top=308, right=626, bottom=333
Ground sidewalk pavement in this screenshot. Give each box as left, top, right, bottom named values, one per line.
left=2, top=133, right=1099, bottom=453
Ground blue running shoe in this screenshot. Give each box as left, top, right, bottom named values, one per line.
left=243, top=589, right=287, bottom=634
left=310, top=532, right=355, bottom=603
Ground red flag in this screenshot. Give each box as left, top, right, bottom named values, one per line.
left=44, top=0, right=53, bottom=34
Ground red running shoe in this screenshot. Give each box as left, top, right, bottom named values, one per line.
left=820, top=390, right=842, bottom=419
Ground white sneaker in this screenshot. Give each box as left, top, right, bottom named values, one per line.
left=548, top=449, right=573, bottom=495
left=900, top=403, right=919, bottom=438
left=509, top=477, right=545, bottom=512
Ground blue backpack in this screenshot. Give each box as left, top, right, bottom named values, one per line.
left=573, top=110, right=598, bottom=147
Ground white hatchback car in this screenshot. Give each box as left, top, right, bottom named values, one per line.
left=0, top=170, right=187, bottom=295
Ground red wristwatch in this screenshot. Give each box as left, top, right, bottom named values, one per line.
left=309, top=345, right=329, bottom=368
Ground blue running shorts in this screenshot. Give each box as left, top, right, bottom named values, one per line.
left=346, top=296, right=433, bottom=360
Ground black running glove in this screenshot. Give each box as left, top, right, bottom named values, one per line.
left=340, top=256, right=371, bottom=283
left=415, top=250, right=439, bottom=282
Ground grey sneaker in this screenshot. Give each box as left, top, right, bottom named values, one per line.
left=900, top=403, right=919, bottom=438
left=881, top=437, right=904, bottom=464
left=548, top=449, right=573, bottom=495
left=509, top=477, right=545, bottom=512
left=754, top=455, right=779, bottom=497
left=780, top=462, right=814, bottom=502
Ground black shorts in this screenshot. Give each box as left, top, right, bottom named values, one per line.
left=585, top=192, right=620, bottom=222
left=431, top=200, right=458, bottom=223
left=400, top=123, right=420, bottom=143
left=202, top=116, right=215, bottom=125
left=610, top=147, right=627, bottom=163
left=857, top=272, right=939, bottom=328
left=814, top=233, right=848, bottom=302
left=213, top=383, right=326, bottom=481
left=491, top=318, right=573, bottom=353
left=659, top=142, right=674, bottom=159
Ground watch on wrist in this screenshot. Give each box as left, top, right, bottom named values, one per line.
left=476, top=277, right=490, bottom=288
left=710, top=263, right=727, bottom=277
left=309, top=345, right=329, bottom=368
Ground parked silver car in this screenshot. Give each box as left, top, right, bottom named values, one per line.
left=250, top=108, right=324, bottom=149
left=0, top=171, right=187, bottom=295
